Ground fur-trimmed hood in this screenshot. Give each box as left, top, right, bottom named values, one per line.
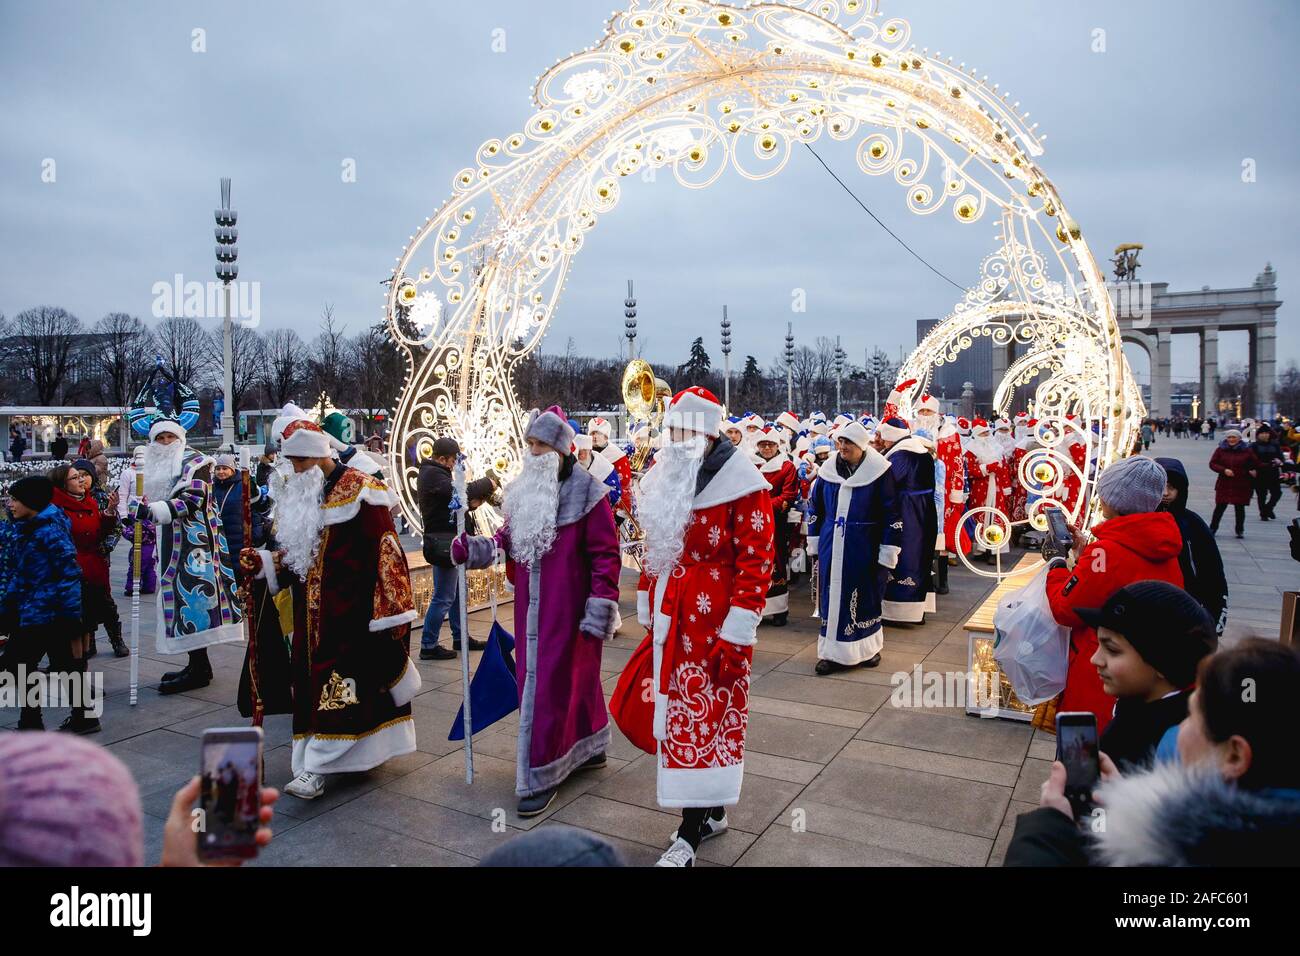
left=1091, top=761, right=1300, bottom=866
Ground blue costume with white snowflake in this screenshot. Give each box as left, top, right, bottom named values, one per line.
left=808, top=447, right=901, bottom=665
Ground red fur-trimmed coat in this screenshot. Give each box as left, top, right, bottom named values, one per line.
left=635, top=443, right=774, bottom=808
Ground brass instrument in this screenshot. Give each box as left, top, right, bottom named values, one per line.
left=621, top=358, right=670, bottom=473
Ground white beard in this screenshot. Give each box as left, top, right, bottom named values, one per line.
left=142, top=440, right=186, bottom=501
left=502, top=451, right=560, bottom=566
left=636, top=435, right=707, bottom=579
left=276, top=466, right=326, bottom=581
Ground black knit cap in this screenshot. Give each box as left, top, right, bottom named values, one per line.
left=432, top=436, right=460, bottom=458
left=8, top=476, right=54, bottom=512
left=1076, top=580, right=1217, bottom=686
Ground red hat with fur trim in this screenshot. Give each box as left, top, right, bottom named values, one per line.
left=662, top=386, right=723, bottom=437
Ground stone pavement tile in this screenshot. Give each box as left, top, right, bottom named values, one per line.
left=1027, top=736, right=1057, bottom=761
left=748, top=649, right=789, bottom=678
left=107, top=744, right=200, bottom=809
left=924, top=637, right=971, bottom=667
left=590, top=753, right=804, bottom=835
left=789, top=798, right=994, bottom=866
left=742, top=750, right=824, bottom=785
left=552, top=793, right=758, bottom=866
left=751, top=670, right=892, bottom=713
left=839, top=739, right=1019, bottom=787
left=776, top=643, right=928, bottom=685
left=749, top=630, right=819, bottom=656
left=747, top=694, right=868, bottom=730
left=257, top=746, right=397, bottom=822
left=80, top=692, right=228, bottom=746
left=803, top=751, right=1010, bottom=838
left=327, top=786, right=522, bottom=860
left=1011, top=757, right=1054, bottom=805
left=856, top=707, right=1031, bottom=765
left=605, top=720, right=650, bottom=762
left=410, top=704, right=485, bottom=757
left=745, top=710, right=858, bottom=764
left=988, top=800, right=1038, bottom=867
left=254, top=814, right=475, bottom=866
left=736, top=826, right=947, bottom=866
left=166, top=706, right=295, bottom=749
left=383, top=749, right=610, bottom=830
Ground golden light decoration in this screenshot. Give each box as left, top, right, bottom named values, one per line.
left=382, top=0, right=1141, bottom=541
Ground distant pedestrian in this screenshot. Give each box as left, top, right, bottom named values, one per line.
left=1208, top=430, right=1258, bottom=539
left=1140, top=421, right=1154, bottom=451
left=1250, top=424, right=1284, bottom=520
left=50, top=432, right=68, bottom=460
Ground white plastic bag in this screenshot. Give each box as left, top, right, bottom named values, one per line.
left=992, top=563, right=1070, bottom=706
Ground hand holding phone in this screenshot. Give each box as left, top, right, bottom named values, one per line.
left=1040, top=507, right=1076, bottom=562
left=1055, top=712, right=1100, bottom=819
left=197, top=727, right=264, bottom=862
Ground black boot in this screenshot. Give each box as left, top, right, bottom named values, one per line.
left=107, top=621, right=128, bottom=658
left=57, top=658, right=100, bottom=735
left=160, top=650, right=212, bottom=695
left=85, top=635, right=97, bottom=659
left=935, top=556, right=950, bottom=595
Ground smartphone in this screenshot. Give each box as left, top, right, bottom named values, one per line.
left=198, top=727, right=264, bottom=861
left=1041, top=507, right=1075, bottom=561
left=1055, top=711, right=1099, bottom=817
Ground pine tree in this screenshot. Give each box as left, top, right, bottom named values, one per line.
left=677, top=336, right=712, bottom=382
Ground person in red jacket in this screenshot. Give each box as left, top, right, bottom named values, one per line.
left=755, top=428, right=799, bottom=626
left=51, top=462, right=125, bottom=662
left=1043, top=455, right=1184, bottom=735
left=1208, top=429, right=1259, bottom=539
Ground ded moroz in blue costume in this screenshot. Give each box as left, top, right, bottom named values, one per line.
left=808, top=421, right=901, bottom=671
left=878, top=417, right=938, bottom=623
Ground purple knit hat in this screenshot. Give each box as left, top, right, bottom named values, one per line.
left=525, top=405, right=575, bottom=454
left=0, top=732, right=144, bottom=867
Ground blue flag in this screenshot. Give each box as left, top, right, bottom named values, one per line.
left=448, top=620, right=519, bottom=740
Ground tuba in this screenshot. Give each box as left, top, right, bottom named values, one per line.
left=622, top=358, right=669, bottom=473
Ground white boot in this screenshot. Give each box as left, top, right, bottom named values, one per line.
left=284, top=771, right=326, bottom=800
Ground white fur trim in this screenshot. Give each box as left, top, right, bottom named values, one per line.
left=877, top=420, right=910, bottom=443
left=585, top=450, right=615, bottom=483
left=149, top=419, right=186, bottom=442
left=636, top=589, right=651, bottom=627
left=692, top=446, right=769, bottom=510
left=838, top=421, right=871, bottom=449
left=663, top=389, right=723, bottom=437
left=148, top=500, right=172, bottom=524
left=599, top=442, right=626, bottom=464
left=817, top=447, right=890, bottom=488
left=323, top=481, right=398, bottom=526
left=776, top=411, right=801, bottom=432
left=291, top=717, right=417, bottom=776
left=817, top=628, right=883, bottom=665
left=281, top=425, right=332, bottom=458
left=882, top=598, right=925, bottom=623
left=387, top=658, right=422, bottom=707
left=885, top=436, right=931, bottom=459
left=719, top=605, right=760, bottom=647
left=369, top=609, right=418, bottom=632
left=656, top=761, right=745, bottom=808
left=255, top=548, right=282, bottom=596
left=878, top=544, right=901, bottom=569
left=762, top=591, right=789, bottom=616
left=949, top=489, right=966, bottom=503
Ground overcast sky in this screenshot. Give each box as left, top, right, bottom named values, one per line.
left=2, top=0, right=1296, bottom=385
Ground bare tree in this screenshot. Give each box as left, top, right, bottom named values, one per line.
left=348, top=323, right=405, bottom=435
left=155, top=316, right=214, bottom=387
left=261, top=328, right=306, bottom=410
left=10, top=306, right=83, bottom=404
left=305, top=304, right=348, bottom=407
left=93, top=313, right=155, bottom=408
left=210, top=322, right=266, bottom=425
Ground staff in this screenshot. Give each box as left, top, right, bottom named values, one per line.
left=129, top=446, right=144, bottom=706
left=452, top=454, right=474, bottom=783
left=239, top=444, right=262, bottom=727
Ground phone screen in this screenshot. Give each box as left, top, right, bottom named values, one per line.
left=1056, top=713, right=1099, bottom=813
left=199, top=728, right=263, bottom=860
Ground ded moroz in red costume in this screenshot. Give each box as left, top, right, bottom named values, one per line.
left=754, top=427, right=798, bottom=622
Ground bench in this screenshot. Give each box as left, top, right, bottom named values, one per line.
left=964, top=552, right=1043, bottom=721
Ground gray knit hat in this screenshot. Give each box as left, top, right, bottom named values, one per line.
left=1096, top=454, right=1167, bottom=515
left=525, top=405, right=575, bottom=454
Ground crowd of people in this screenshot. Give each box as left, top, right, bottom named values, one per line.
left=2, top=382, right=1298, bottom=869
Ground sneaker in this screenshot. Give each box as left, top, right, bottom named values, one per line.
left=420, top=645, right=457, bottom=661
left=670, top=813, right=728, bottom=844
left=284, top=771, right=327, bottom=800
left=654, top=837, right=696, bottom=868
left=516, top=787, right=558, bottom=818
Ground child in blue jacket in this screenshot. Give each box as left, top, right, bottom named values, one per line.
left=0, top=476, right=85, bottom=731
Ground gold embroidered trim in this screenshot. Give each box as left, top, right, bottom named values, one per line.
left=293, top=715, right=413, bottom=742
left=318, top=670, right=360, bottom=711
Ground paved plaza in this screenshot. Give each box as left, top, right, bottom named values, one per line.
left=4, top=436, right=1293, bottom=866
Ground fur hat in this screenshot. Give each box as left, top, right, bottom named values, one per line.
left=837, top=420, right=872, bottom=450
left=916, top=393, right=940, bottom=415
left=877, top=416, right=910, bottom=443
left=148, top=418, right=186, bottom=442
left=586, top=417, right=612, bottom=439
left=281, top=419, right=332, bottom=458
left=663, top=387, right=723, bottom=438
left=525, top=405, right=576, bottom=454
left=8, top=476, right=53, bottom=512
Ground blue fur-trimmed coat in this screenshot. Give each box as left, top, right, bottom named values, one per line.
left=882, top=438, right=937, bottom=623
left=0, top=504, right=82, bottom=629
left=808, top=448, right=901, bottom=665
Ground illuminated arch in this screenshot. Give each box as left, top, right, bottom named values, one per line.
left=384, top=0, right=1143, bottom=554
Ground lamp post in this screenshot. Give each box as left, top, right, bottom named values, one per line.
left=720, top=305, right=732, bottom=409
left=834, top=336, right=846, bottom=413
left=624, top=279, right=637, bottom=360
left=784, top=322, right=795, bottom=410
left=214, top=178, right=238, bottom=447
